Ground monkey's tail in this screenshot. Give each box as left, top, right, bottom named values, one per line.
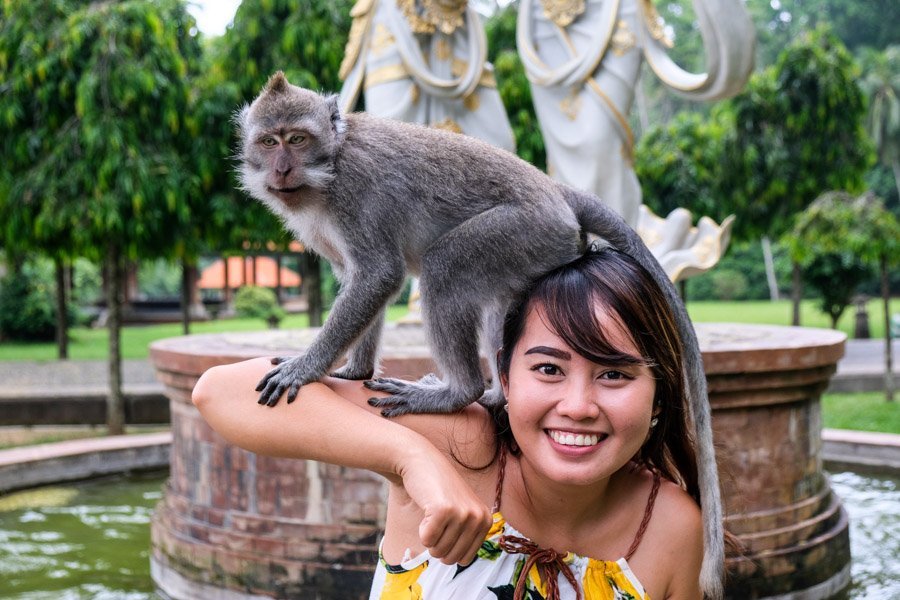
left=567, top=189, right=725, bottom=600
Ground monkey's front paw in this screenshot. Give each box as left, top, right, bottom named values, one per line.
left=364, top=376, right=477, bottom=417
left=255, top=356, right=321, bottom=407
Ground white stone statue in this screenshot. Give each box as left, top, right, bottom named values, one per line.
left=517, top=0, right=755, bottom=279
left=338, top=0, right=515, bottom=152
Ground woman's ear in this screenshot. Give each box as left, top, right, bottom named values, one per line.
left=496, top=349, right=510, bottom=398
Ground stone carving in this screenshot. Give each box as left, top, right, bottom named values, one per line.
left=338, top=0, right=514, bottom=152
left=518, top=0, right=755, bottom=280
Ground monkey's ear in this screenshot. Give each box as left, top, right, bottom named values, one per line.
left=324, top=94, right=347, bottom=136
left=265, top=71, right=289, bottom=94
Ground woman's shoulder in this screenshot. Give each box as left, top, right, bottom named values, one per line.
left=626, top=469, right=703, bottom=599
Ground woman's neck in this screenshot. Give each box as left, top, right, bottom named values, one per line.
left=502, top=454, right=627, bottom=550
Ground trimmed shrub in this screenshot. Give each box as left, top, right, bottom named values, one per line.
left=234, top=286, right=286, bottom=327
left=0, top=267, right=57, bottom=341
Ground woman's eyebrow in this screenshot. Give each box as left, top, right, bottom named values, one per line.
left=524, top=346, right=571, bottom=360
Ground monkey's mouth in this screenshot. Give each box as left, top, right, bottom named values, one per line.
left=267, top=185, right=302, bottom=195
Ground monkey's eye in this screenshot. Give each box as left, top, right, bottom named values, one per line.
left=261, top=137, right=278, bottom=147
left=288, top=134, right=306, bottom=145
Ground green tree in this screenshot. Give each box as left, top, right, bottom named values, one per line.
left=0, top=0, right=202, bottom=433
left=485, top=5, right=546, bottom=169
left=745, top=0, right=899, bottom=66
left=635, top=111, right=728, bottom=222
left=0, top=0, right=92, bottom=358
left=787, top=191, right=899, bottom=401
left=723, top=26, right=872, bottom=324
left=859, top=46, right=900, bottom=210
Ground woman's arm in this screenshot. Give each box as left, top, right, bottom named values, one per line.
left=192, top=357, right=492, bottom=564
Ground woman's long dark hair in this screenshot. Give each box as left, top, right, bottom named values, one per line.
left=494, top=246, right=701, bottom=505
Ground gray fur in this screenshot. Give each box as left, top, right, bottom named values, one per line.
left=236, top=72, right=724, bottom=596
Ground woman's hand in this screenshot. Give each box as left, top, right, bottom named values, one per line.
left=397, top=448, right=493, bottom=565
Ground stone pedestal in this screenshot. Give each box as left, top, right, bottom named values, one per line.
left=700, top=324, right=851, bottom=599
left=149, top=323, right=850, bottom=599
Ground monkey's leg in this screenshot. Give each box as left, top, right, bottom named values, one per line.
left=365, top=291, right=484, bottom=416
left=330, top=308, right=385, bottom=380
left=257, top=257, right=405, bottom=406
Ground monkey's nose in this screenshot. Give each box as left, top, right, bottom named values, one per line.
left=276, top=167, right=292, bottom=178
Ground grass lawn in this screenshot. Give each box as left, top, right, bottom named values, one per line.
left=686, top=297, right=899, bottom=338
left=0, top=305, right=410, bottom=361
left=2, top=297, right=894, bottom=362
left=821, top=391, right=900, bottom=434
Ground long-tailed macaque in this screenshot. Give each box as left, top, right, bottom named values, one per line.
left=236, top=72, right=723, bottom=596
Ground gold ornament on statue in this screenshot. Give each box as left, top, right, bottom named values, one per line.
left=540, top=0, right=586, bottom=28
left=641, top=0, right=674, bottom=48
left=399, top=0, right=468, bottom=35
left=610, top=19, right=637, bottom=56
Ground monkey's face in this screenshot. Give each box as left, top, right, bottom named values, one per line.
left=236, top=72, right=345, bottom=210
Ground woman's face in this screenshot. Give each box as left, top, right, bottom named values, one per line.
left=501, top=302, right=656, bottom=488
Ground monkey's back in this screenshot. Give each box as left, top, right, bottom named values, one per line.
left=331, top=113, right=571, bottom=241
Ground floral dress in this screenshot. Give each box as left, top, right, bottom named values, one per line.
left=369, top=448, right=660, bottom=600
left=368, top=511, right=651, bottom=600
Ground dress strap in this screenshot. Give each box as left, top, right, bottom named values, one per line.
left=492, top=442, right=508, bottom=513
left=625, top=470, right=662, bottom=561
left=497, top=535, right=581, bottom=600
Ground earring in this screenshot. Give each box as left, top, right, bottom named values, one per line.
left=503, top=403, right=509, bottom=413
left=649, top=417, right=659, bottom=428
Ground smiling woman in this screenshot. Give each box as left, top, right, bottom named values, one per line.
left=192, top=245, right=711, bottom=599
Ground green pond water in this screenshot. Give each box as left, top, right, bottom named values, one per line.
left=0, top=470, right=896, bottom=599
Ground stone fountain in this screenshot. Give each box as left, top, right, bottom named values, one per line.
left=149, top=321, right=849, bottom=599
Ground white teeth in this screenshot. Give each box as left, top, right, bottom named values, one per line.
left=549, top=431, right=600, bottom=447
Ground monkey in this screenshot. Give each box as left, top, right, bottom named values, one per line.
left=236, top=71, right=724, bottom=597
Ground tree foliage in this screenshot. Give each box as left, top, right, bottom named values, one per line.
left=0, top=0, right=204, bottom=431
left=722, top=25, right=872, bottom=241
left=745, top=0, right=899, bottom=64
left=0, top=0, right=202, bottom=261
left=858, top=45, right=900, bottom=212
left=635, top=111, right=728, bottom=222
left=787, top=190, right=900, bottom=328
left=485, top=5, right=545, bottom=169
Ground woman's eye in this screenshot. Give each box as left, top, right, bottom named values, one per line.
left=289, top=134, right=306, bottom=144
left=599, top=370, right=632, bottom=381
left=261, top=137, right=277, bottom=147
left=534, top=364, right=561, bottom=376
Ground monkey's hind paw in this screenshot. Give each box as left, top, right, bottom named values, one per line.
left=329, top=364, right=376, bottom=381
left=364, top=377, right=474, bottom=417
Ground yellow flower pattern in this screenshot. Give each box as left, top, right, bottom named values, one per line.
left=372, top=513, right=649, bottom=599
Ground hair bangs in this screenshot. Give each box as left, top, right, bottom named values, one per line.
left=531, top=265, right=652, bottom=370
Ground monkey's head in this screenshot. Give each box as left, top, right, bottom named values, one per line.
left=236, top=71, right=347, bottom=210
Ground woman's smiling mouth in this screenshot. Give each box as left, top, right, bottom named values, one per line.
left=547, top=430, right=607, bottom=447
